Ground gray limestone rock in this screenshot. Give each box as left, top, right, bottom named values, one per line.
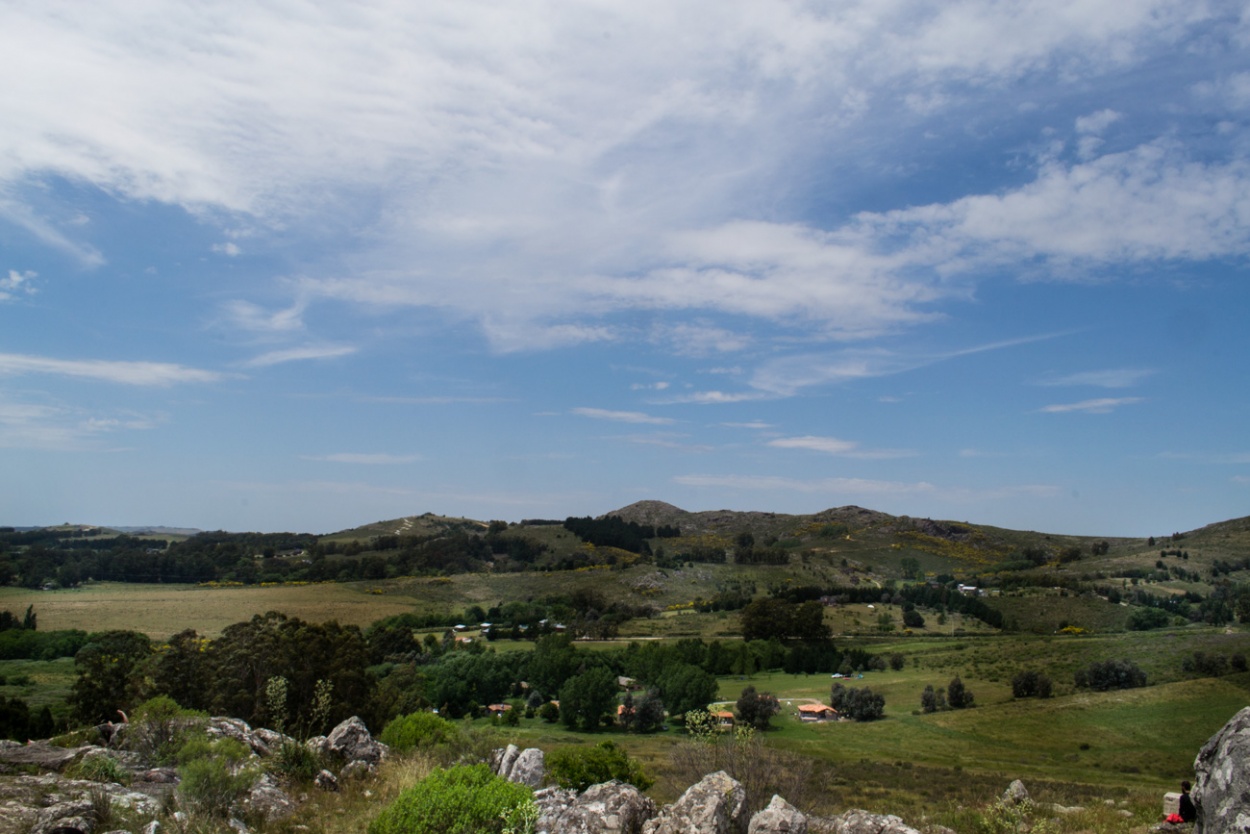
left=326, top=716, right=386, bottom=766
left=535, top=781, right=657, bottom=834
left=641, top=771, right=746, bottom=834
left=1194, top=706, right=1250, bottom=834
left=1002, top=780, right=1029, bottom=806
left=810, top=809, right=921, bottom=834
left=749, top=796, right=807, bottom=834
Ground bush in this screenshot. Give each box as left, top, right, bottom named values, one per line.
left=176, top=737, right=258, bottom=818
left=368, top=764, right=536, bottom=834
left=66, top=751, right=130, bottom=785
left=1127, top=607, right=1171, bottom=630
left=125, top=695, right=206, bottom=764
left=547, top=741, right=654, bottom=792
left=379, top=711, right=459, bottom=753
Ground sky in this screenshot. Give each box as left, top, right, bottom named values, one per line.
left=2, top=1, right=1249, bottom=536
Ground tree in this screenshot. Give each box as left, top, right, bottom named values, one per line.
left=657, top=663, right=718, bottom=718
left=889, top=653, right=906, bottom=671
left=734, top=531, right=755, bottom=563
left=946, top=676, right=974, bottom=709
left=735, top=686, right=780, bottom=730
left=902, top=608, right=925, bottom=628
left=920, top=685, right=946, bottom=713
left=69, top=630, right=152, bottom=725
left=632, top=689, right=667, bottom=733
left=559, top=666, right=617, bottom=732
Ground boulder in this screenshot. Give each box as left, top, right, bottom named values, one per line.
left=241, top=773, right=296, bottom=821
left=315, top=769, right=339, bottom=792
left=641, top=771, right=746, bottom=834
left=809, top=809, right=921, bottom=834
left=1002, top=780, right=1029, bottom=806
left=326, top=716, right=386, bottom=766
left=536, top=781, right=658, bottom=834
left=207, top=717, right=270, bottom=757
left=30, top=799, right=95, bottom=834
left=1193, top=706, right=1250, bottom=834
left=511, top=748, right=546, bottom=788
left=749, top=796, right=807, bottom=834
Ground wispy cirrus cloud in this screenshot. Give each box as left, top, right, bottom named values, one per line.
left=0, top=353, right=222, bottom=385
left=1038, top=368, right=1155, bottom=388
left=768, top=435, right=916, bottom=460
left=0, top=396, right=163, bottom=450
left=1040, top=397, right=1143, bottom=414
left=572, top=407, right=674, bottom=425
left=303, top=453, right=422, bottom=465
left=674, top=473, right=1061, bottom=501
left=243, top=345, right=356, bottom=368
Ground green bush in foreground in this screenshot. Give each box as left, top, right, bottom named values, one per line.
left=378, top=710, right=458, bottom=752
left=369, top=764, right=536, bottom=834
left=547, top=741, right=654, bottom=792
left=177, top=737, right=257, bottom=819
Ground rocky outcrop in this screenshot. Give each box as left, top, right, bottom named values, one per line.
left=1193, top=706, right=1250, bottom=834
left=749, top=795, right=807, bottom=834
left=1001, top=779, right=1029, bottom=805
left=493, top=744, right=547, bottom=788
left=809, top=810, right=921, bottom=834
left=536, top=780, right=657, bottom=834
left=0, top=774, right=161, bottom=834
left=641, top=771, right=746, bottom=834
left=0, top=740, right=93, bottom=772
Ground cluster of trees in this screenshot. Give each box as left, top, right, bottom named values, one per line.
left=829, top=682, right=885, bottom=721
left=0, top=696, right=55, bottom=741
left=735, top=685, right=780, bottom=729
left=740, top=599, right=830, bottom=643
left=1011, top=670, right=1053, bottom=699
left=1074, top=659, right=1147, bottom=691
left=775, top=582, right=1005, bottom=629
left=920, top=676, right=974, bottom=713
left=1181, top=651, right=1248, bottom=678
left=562, top=516, right=679, bottom=554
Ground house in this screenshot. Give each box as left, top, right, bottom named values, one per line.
left=486, top=703, right=512, bottom=718
left=617, top=676, right=641, bottom=691
left=617, top=703, right=635, bottom=724
left=797, top=703, right=838, bottom=722
left=711, top=710, right=735, bottom=728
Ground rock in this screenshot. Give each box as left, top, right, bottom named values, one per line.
left=536, top=781, right=657, bottom=834
left=749, top=795, right=807, bottom=834
left=31, top=799, right=95, bottom=834
left=326, top=716, right=386, bottom=766
left=811, top=809, right=922, bottom=834
left=641, top=771, right=746, bottom=834
left=140, top=767, right=179, bottom=784
left=242, top=773, right=296, bottom=821
left=142, top=821, right=161, bottom=834
left=512, top=748, right=546, bottom=788
left=1194, top=706, right=1250, bottom=834
left=315, top=769, right=339, bottom=792
left=494, top=744, right=521, bottom=778
left=1002, top=780, right=1029, bottom=805
left=208, top=717, right=270, bottom=757
left=0, top=742, right=93, bottom=772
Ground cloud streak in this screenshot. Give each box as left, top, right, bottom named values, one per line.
left=0, top=353, right=222, bottom=386
left=573, top=407, right=674, bottom=425
left=1040, top=397, right=1144, bottom=414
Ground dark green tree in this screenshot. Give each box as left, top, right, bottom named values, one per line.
left=735, top=685, right=780, bottom=730
left=69, top=630, right=152, bottom=725
left=559, top=666, right=617, bottom=732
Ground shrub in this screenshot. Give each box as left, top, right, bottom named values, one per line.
left=368, top=764, right=536, bottom=834
left=379, top=711, right=459, bottom=753
left=946, top=676, right=974, bottom=709
left=1127, top=607, right=1171, bottom=631
left=67, top=751, right=130, bottom=785
left=125, top=695, right=206, bottom=764
left=547, top=741, right=654, bottom=792
left=176, top=737, right=258, bottom=818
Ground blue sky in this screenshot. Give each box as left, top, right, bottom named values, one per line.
left=2, top=1, right=1248, bottom=535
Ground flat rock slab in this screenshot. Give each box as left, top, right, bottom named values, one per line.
left=0, top=743, right=92, bottom=772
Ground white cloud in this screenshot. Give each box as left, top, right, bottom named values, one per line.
left=0, top=269, right=36, bottom=301
left=212, top=242, right=241, bottom=256
left=769, top=435, right=916, bottom=459
left=674, top=473, right=938, bottom=495
left=1075, top=109, right=1122, bottom=135
left=0, top=353, right=223, bottom=386
left=243, top=344, right=356, bottom=368
left=572, top=407, right=674, bottom=425
left=0, top=395, right=163, bottom=450
left=1040, top=397, right=1144, bottom=413
left=0, top=1, right=1234, bottom=354
left=1039, top=368, right=1155, bottom=388
left=222, top=299, right=306, bottom=335
left=304, top=453, right=422, bottom=464
left=721, top=421, right=773, bottom=430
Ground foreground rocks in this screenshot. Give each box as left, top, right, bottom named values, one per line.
left=1193, top=705, right=1250, bottom=834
